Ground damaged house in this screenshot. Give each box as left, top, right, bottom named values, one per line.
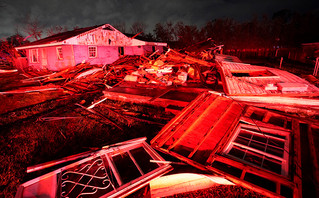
left=15, top=24, right=166, bottom=71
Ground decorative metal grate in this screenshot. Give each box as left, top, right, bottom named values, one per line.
left=61, top=156, right=115, bottom=198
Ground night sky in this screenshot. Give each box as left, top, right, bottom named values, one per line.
left=0, top=0, right=318, bottom=39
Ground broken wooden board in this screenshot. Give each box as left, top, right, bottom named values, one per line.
left=103, top=84, right=208, bottom=113
left=15, top=137, right=172, bottom=198
left=152, top=92, right=318, bottom=198
left=151, top=92, right=243, bottom=167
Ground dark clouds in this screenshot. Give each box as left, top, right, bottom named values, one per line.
left=0, top=0, right=318, bottom=39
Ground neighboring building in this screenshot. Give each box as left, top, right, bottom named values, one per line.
left=15, top=24, right=167, bottom=71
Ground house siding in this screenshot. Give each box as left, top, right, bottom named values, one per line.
left=26, top=45, right=74, bottom=71
left=124, top=46, right=144, bottom=56
left=73, top=45, right=119, bottom=65
left=49, top=45, right=74, bottom=71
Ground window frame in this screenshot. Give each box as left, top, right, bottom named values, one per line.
left=88, top=46, right=97, bottom=58
left=30, top=49, right=39, bottom=63
left=56, top=47, right=63, bottom=60
left=118, top=46, right=124, bottom=56
left=107, top=143, right=161, bottom=186
left=224, top=123, right=290, bottom=176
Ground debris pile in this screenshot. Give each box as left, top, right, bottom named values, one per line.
left=1, top=49, right=221, bottom=96
left=121, top=49, right=219, bottom=87
left=1, top=44, right=319, bottom=198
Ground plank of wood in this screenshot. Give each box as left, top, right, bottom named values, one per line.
left=168, top=97, right=232, bottom=153
left=190, top=102, right=243, bottom=164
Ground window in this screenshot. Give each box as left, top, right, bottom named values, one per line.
left=231, top=70, right=276, bottom=77
left=61, top=156, right=117, bottom=197
left=56, top=47, right=63, bottom=60
left=110, top=144, right=161, bottom=186
left=89, top=46, right=97, bottom=58
left=30, top=49, right=38, bottom=63
left=224, top=124, right=290, bottom=176
left=118, top=47, right=124, bottom=56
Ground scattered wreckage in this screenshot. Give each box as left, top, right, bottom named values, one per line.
left=15, top=138, right=172, bottom=198
left=1, top=45, right=318, bottom=198
left=151, top=91, right=319, bottom=198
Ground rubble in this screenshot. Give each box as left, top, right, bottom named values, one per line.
left=0, top=44, right=318, bottom=198
left=151, top=91, right=319, bottom=198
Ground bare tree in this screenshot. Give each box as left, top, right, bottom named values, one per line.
left=153, top=22, right=175, bottom=42
left=113, top=21, right=126, bottom=33
left=130, top=22, right=147, bottom=36
left=46, top=25, right=68, bottom=36
left=22, top=15, right=44, bottom=41
left=174, top=21, right=200, bottom=47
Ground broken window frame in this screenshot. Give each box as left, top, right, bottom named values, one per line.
left=30, top=49, right=38, bottom=63
left=88, top=46, right=97, bottom=58
left=56, top=47, right=63, bottom=60
left=16, top=138, right=171, bottom=198
left=224, top=123, right=290, bottom=177
left=106, top=142, right=161, bottom=186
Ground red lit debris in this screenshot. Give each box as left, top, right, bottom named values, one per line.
left=2, top=30, right=319, bottom=198
left=215, top=54, right=319, bottom=112
left=151, top=91, right=319, bottom=198
left=15, top=138, right=172, bottom=198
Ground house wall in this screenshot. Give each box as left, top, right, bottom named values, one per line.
left=122, top=45, right=165, bottom=56
left=124, top=46, right=144, bottom=56
left=145, top=45, right=165, bottom=54
left=73, top=45, right=119, bottom=65
left=26, top=48, right=42, bottom=70
left=26, top=45, right=74, bottom=71
left=23, top=44, right=166, bottom=71
left=48, top=45, right=74, bottom=71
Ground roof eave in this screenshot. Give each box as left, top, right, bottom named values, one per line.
left=144, top=41, right=167, bottom=46
left=15, top=42, right=63, bottom=50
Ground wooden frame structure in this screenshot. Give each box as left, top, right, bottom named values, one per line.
left=215, top=58, right=319, bottom=110
left=151, top=92, right=319, bottom=198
